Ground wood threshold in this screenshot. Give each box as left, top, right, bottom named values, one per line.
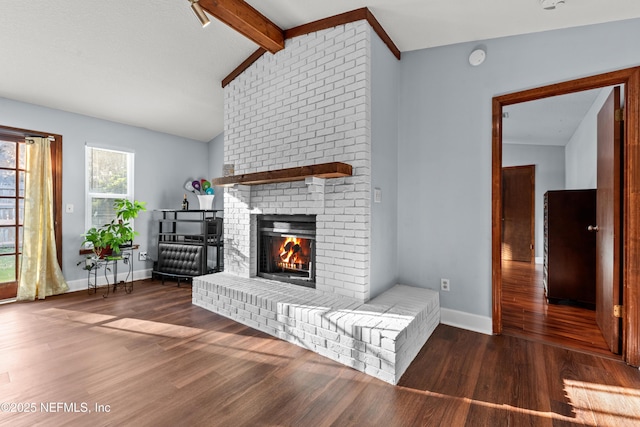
left=222, top=7, right=400, bottom=88
left=211, top=162, right=352, bottom=186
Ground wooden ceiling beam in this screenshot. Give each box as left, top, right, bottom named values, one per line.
left=222, top=7, right=400, bottom=87
left=198, top=0, right=284, bottom=53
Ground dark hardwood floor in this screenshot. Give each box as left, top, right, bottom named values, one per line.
left=2, top=279, right=640, bottom=426
left=502, top=260, right=614, bottom=358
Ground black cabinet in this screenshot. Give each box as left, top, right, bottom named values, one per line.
left=153, top=210, right=223, bottom=281
left=543, top=190, right=596, bottom=308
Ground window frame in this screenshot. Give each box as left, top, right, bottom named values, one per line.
left=84, top=145, right=135, bottom=234
left=0, top=138, right=26, bottom=285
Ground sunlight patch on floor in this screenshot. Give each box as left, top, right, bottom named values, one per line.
left=102, top=318, right=206, bottom=339
left=35, top=307, right=116, bottom=324
left=564, top=379, right=640, bottom=424
left=400, top=386, right=597, bottom=425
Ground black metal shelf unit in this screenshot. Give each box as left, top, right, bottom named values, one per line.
left=153, top=209, right=223, bottom=281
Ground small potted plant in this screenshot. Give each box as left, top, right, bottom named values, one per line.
left=114, top=199, right=147, bottom=223
left=81, top=226, right=112, bottom=259
left=81, top=198, right=147, bottom=257
left=109, top=198, right=147, bottom=251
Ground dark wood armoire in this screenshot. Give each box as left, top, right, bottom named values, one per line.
left=543, top=189, right=596, bottom=308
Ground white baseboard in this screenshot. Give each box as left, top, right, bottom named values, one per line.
left=66, top=268, right=153, bottom=294
left=440, top=308, right=492, bottom=335
left=64, top=271, right=495, bottom=337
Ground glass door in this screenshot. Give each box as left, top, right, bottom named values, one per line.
left=0, top=138, right=25, bottom=300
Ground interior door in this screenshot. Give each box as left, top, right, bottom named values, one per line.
left=502, top=165, right=535, bottom=263
left=595, top=86, right=623, bottom=354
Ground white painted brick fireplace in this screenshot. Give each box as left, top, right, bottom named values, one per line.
left=193, top=18, right=440, bottom=384
left=223, top=20, right=372, bottom=301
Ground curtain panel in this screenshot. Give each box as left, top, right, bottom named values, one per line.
left=17, top=137, right=68, bottom=300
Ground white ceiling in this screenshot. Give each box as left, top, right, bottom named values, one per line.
left=1, top=1, right=640, bottom=142
left=502, top=88, right=604, bottom=146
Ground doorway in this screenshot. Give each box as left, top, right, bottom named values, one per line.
left=502, top=165, right=535, bottom=263
left=0, top=125, right=63, bottom=301
left=492, top=67, right=640, bottom=366
left=501, top=91, right=609, bottom=355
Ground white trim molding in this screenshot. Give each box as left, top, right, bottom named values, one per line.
left=66, top=268, right=153, bottom=294
left=440, top=307, right=492, bottom=335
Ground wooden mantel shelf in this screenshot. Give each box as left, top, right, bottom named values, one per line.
left=211, top=162, right=352, bottom=186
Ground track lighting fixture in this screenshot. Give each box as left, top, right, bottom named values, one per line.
left=190, top=0, right=210, bottom=28
left=540, top=0, right=565, bottom=10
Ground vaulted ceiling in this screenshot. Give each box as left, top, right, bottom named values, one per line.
left=1, top=1, right=639, bottom=142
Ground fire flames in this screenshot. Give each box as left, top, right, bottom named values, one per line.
left=278, top=237, right=306, bottom=270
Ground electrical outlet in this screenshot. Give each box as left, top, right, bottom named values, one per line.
left=138, top=251, right=148, bottom=261
left=440, top=278, right=450, bottom=292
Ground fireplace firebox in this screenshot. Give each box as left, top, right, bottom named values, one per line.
left=257, top=215, right=316, bottom=288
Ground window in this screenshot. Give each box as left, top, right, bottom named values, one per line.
left=85, top=146, right=134, bottom=231
left=0, top=139, right=25, bottom=287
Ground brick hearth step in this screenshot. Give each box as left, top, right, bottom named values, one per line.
left=193, top=273, right=440, bottom=384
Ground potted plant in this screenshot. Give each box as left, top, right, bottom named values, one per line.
left=81, top=226, right=112, bottom=259
left=114, top=199, right=147, bottom=222
left=110, top=198, right=147, bottom=251
left=81, top=198, right=146, bottom=257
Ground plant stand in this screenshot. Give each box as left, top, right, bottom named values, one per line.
left=85, top=248, right=135, bottom=297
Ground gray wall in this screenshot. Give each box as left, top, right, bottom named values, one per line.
left=565, top=87, right=612, bottom=189
left=397, top=17, right=640, bottom=318
left=370, top=29, right=400, bottom=299
left=0, top=97, right=209, bottom=283
left=5, top=15, right=640, bottom=321
left=208, top=132, right=225, bottom=212
left=502, top=144, right=565, bottom=260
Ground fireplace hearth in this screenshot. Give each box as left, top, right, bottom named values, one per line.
left=257, top=215, right=316, bottom=288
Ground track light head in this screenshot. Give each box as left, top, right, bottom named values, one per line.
left=190, top=0, right=210, bottom=28
left=540, top=0, right=565, bottom=10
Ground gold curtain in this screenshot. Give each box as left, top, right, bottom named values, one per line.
left=17, top=137, right=68, bottom=300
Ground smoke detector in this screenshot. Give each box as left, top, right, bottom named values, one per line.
left=469, top=49, right=486, bottom=66
left=540, top=0, right=565, bottom=10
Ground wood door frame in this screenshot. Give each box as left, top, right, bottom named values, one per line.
left=0, top=125, right=63, bottom=267
left=492, top=67, right=640, bottom=366
left=502, top=165, right=535, bottom=263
